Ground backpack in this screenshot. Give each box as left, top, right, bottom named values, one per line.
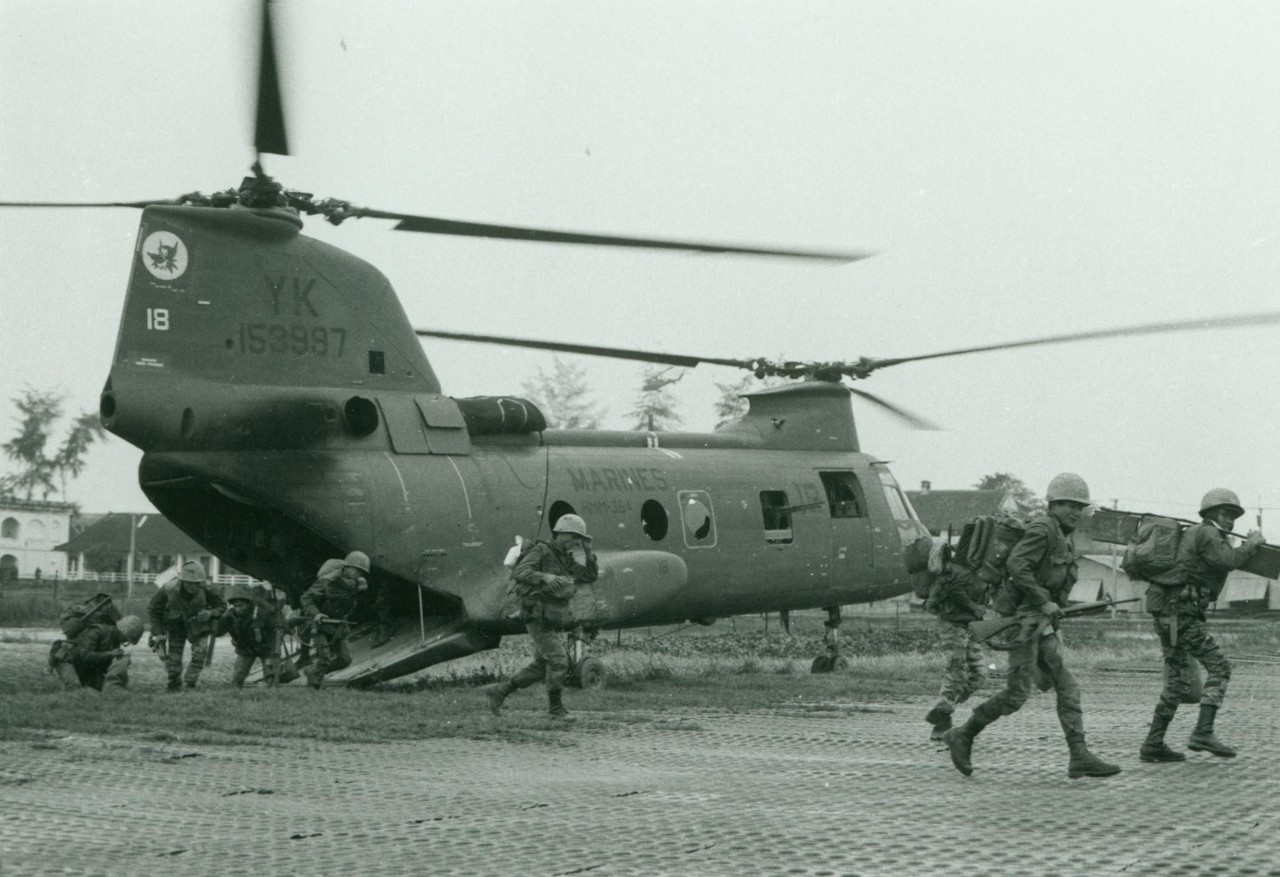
left=60, top=594, right=120, bottom=640
left=911, top=538, right=949, bottom=600
left=1120, top=515, right=1183, bottom=585
left=952, top=513, right=1029, bottom=585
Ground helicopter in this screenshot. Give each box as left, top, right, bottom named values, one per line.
left=7, top=2, right=1280, bottom=688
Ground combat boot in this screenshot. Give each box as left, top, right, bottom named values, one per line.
left=1067, top=740, right=1121, bottom=778
left=548, top=689, right=574, bottom=720
left=925, top=703, right=953, bottom=742
left=941, top=727, right=974, bottom=776
left=370, top=626, right=391, bottom=649
left=1187, top=704, right=1236, bottom=757
left=485, top=680, right=516, bottom=716
left=1139, top=709, right=1186, bottom=763
left=304, top=665, right=322, bottom=690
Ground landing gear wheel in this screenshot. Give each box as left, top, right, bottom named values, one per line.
left=570, top=657, right=607, bottom=690
left=811, top=655, right=848, bottom=674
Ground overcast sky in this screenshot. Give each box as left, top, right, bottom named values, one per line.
left=2, top=1, right=1278, bottom=527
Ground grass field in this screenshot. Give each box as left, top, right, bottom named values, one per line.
left=1, top=613, right=1274, bottom=747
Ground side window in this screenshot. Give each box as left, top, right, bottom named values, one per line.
left=0, top=518, right=17, bottom=539
left=877, top=469, right=918, bottom=522
left=678, top=490, right=717, bottom=548
left=760, top=491, right=793, bottom=544
left=818, top=472, right=867, bottom=518
left=641, top=499, right=669, bottom=541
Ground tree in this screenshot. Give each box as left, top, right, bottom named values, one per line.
left=1, top=388, right=107, bottom=502
left=519, top=356, right=604, bottom=429
left=974, top=472, right=1045, bottom=516
left=629, top=367, right=685, bottom=431
left=712, top=374, right=787, bottom=429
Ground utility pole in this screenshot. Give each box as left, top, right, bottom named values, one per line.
left=126, top=513, right=137, bottom=599
left=1109, top=499, right=1118, bottom=613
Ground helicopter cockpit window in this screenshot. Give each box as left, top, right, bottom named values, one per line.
left=818, top=472, right=867, bottom=518
left=877, top=470, right=918, bottom=522
left=759, top=491, right=793, bottom=544
left=678, top=490, right=717, bottom=548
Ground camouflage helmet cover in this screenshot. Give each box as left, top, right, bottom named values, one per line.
left=1199, top=488, right=1245, bottom=518
left=1045, top=473, right=1090, bottom=506
left=227, top=585, right=256, bottom=604
left=178, top=561, right=206, bottom=583
left=552, top=513, right=590, bottom=539
left=117, top=615, right=145, bottom=644
left=343, top=550, right=371, bottom=573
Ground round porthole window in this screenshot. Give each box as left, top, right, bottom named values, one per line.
left=641, top=499, right=668, bottom=541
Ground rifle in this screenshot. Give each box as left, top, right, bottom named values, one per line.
left=969, top=598, right=1139, bottom=646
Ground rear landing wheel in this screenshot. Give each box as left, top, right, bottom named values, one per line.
left=810, top=655, right=848, bottom=674
left=569, top=656, right=607, bottom=690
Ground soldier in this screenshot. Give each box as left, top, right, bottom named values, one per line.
left=485, top=513, right=598, bottom=719
left=300, top=551, right=370, bottom=689
left=48, top=593, right=122, bottom=688
left=923, top=554, right=990, bottom=742
left=943, top=474, right=1120, bottom=779
left=148, top=560, right=226, bottom=692
left=217, top=586, right=283, bottom=687
left=1140, top=488, right=1264, bottom=762
left=52, top=615, right=145, bottom=691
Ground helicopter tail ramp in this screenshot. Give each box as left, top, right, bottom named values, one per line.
left=320, top=617, right=500, bottom=688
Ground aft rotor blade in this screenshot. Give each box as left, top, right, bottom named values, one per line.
left=359, top=208, right=868, bottom=262
left=416, top=329, right=753, bottom=370
left=254, top=0, right=289, bottom=157
left=848, top=388, right=942, bottom=430
left=860, top=311, right=1280, bottom=375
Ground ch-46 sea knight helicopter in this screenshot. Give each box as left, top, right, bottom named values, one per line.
left=7, top=3, right=1280, bottom=687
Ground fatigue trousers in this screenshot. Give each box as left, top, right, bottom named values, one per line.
left=510, top=618, right=568, bottom=693
left=1152, top=615, right=1230, bottom=724
left=979, top=619, right=1085, bottom=744
left=311, top=625, right=352, bottom=679
left=933, top=618, right=985, bottom=713
left=164, top=635, right=211, bottom=690
left=231, top=653, right=281, bottom=687
left=54, top=655, right=130, bottom=691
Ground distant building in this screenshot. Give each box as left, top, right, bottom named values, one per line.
left=55, top=512, right=252, bottom=585
left=905, top=482, right=1016, bottom=537
left=0, top=498, right=75, bottom=582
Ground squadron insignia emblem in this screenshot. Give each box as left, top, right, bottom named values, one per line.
left=141, top=231, right=189, bottom=280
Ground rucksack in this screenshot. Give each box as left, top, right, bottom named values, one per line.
left=952, top=513, right=1029, bottom=585
left=59, top=594, right=120, bottom=640
left=1120, top=515, right=1183, bottom=585
left=911, top=538, right=949, bottom=600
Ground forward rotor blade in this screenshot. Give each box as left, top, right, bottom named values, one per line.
left=415, top=329, right=753, bottom=370
left=359, top=208, right=868, bottom=262
left=0, top=200, right=177, bottom=209
left=848, top=388, right=942, bottom=430
left=860, top=311, right=1280, bottom=375
left=254, top=0, right=289, bottom=157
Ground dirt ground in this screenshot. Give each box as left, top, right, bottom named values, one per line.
left=2, top=653, right=1279, bottom=877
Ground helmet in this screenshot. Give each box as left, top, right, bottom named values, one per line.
left=117, top=615, right=145, bottom=644
left=343, top=550, right=371, bottom=573
left=179, top=561, right=206, bottom=583
left=1199, top=488, right=1245, bottom=518
left=1045, top=473, right=1090, bottom=505
left=227, top=585, right=255, bottom=604
left=552, top=513, right=590, bottom=539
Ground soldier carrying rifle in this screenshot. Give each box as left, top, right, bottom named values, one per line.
left=943, top=473, right=1121, bottom=779
left=1140, top=488, right=1264, bottom=762
left=148, top=561, right=226, bottom=692
left=300, top=551, right=370, bottom=689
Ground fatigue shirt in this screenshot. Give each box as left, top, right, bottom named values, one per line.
left=1145, top=521, right=1259, bottom=619
left=512, top=541, right=599, bottom=625
left=301, top=570, right=363, bottom=621
left=70, top=623, right=127, bottom=672
left=217, top=602, right=282, bottom=658
left=996, top=515, right=1077, bottom=615
left=148, top=583, right=227, bottom=638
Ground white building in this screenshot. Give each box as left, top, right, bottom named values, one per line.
left=0, top=498, right=75, bottom=582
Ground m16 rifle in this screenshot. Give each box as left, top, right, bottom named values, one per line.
left=969, top=599, right=1139, bottom=649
